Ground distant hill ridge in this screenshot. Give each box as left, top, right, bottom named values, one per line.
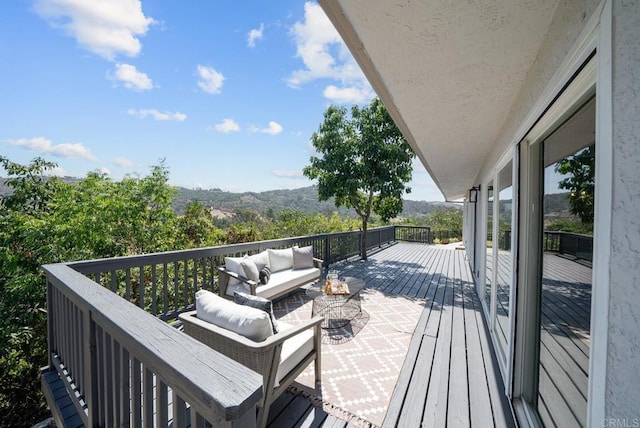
left=173, top=185, right=461, bottom=218
left=0, top=177, right=461, bottom=218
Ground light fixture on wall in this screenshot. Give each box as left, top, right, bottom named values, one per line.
left=469, top=186, right=480, bottom=203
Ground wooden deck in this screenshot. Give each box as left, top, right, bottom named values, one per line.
left=267, top=243, right=516, bottom=428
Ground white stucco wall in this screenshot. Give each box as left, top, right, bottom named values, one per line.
left=607, top=0, right=640, bottom=421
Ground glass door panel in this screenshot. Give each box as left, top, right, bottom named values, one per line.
left=484, top=181, right=494, bottom=312
left=495, top=161, right=513, bottom=356
left=537, top=98, right=594, bottom=427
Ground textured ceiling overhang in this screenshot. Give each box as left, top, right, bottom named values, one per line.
left=319, top=0, right=560, bottom=200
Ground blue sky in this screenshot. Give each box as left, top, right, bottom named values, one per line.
left=0, top=0, right=444, bottom=201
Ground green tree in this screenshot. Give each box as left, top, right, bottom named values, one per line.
left=304, top=98, right=415, bottom=260
left=0, top=157, right=180, bottom=426
left=177, top=201, right=214, bottom=247
left=426, top=208, right=463, bottom=233
left=555, top=145, right=595, bottom=224
left=0, top=157, right=59, bottom=425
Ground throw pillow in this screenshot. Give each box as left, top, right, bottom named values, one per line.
left=240, top=257, right=260, bottom=282
left=292, top=245, right=314, bottom=270
left=268, top=248, right=294, bottom=273
left=259, top=266, right=271, bottom=285
left=224, top=256, right=244, bottom=286
left=195, top=289, right=273, bottom=341
left=248, top=250, right=269, bottom=272
left=233, top=291, right=279, bottom=334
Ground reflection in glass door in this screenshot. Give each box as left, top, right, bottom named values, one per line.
left=484, top=181, right=494, bottom=312
left=536, top=97, right=595, bottom=427
left=495, top=161, right=513, bottom=358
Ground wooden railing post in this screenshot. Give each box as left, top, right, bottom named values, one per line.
left=324, top=235, right=331, bottom=271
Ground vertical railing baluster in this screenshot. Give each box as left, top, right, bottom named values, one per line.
left=193, top=258, right=199, bottom=301
left=104, top=332, right=114, bottom=427
left=61, top=296, right=69, bottom=376
left=193, top=409, right=206, bottom=428
left=138, top=265, right=145, bottom=310
left=77, top=308, right=84, bottom=395
left=111, top=270, right=117, bottom=292
left=112, top=340, right=121, bottom=426
left=132, top=358, right=142, bottom=428
left=173, top=394, right=187, bottom=428
left=151, top=264, right=158, bottom=315
left=163, top=263, right=169, bottom=316
left=174, top=261, right=180, bottom=312
left=210, top=257, right=216, bottom=292
left=120, top=347, right=131, bottom=426
left=95, top=326, right=105, bottom=426
left=144, top=367, right=153, bottom=427
left=84, top=309, right=98, bottom=427
left=183, top=261, right=189, bottom=308
left=157, top=380, right=169, bottom=426
left=125, top=268, right=132, bottom=302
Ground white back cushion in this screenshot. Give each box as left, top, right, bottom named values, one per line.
left=268, top=248, right=294, bottom=273
left=195, top=289, right=273, bottom=341
left=225, top=256, right=244, bottom=285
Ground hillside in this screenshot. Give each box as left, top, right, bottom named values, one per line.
left=173, top=185, right=461, bottom=218
left=1, top=177, right=461, bottom=218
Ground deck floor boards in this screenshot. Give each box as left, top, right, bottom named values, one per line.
left=268, top=243, right=516, bottom=428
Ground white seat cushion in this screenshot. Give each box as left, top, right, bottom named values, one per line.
left=256, top=267, right=320, bottom=299
left=275, top=321, right=315, bottom=385
left=225, top=267, right=320, bottom=300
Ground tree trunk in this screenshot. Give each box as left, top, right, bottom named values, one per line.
left=360, top=217, right=368, bottom=261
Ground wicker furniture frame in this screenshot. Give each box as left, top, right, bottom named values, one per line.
left=179, top=311, right=323, bottom=428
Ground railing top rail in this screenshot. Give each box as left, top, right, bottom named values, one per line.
left=543, top=230, right=594, bottom=238
left=69, top=225, right=399, bottom=273
left=43, top=262, right=263, bottom=422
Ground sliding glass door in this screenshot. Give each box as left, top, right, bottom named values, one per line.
left=483, top=159, right=515, bottom=367
left=536, top=97, right=595, bottom=427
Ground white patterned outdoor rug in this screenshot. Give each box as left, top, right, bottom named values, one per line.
left=273, top=287, right=426, bottom=427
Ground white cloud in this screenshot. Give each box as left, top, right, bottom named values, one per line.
left=127, top=108, right=186, bottom=121
left=112, top=157, right=134, bottom=167
left=247, top=23, right=264, bottom=48
left=112, top=63, right=153, bottom=91
left=323, top=84, right=374, bottom=104
left=258, top=121, right=283, bottom=136
left=7, top=137, right=97, bottom=161
left=288, top=2, right=373, bottom=104
left=44, top=166, right=67, bottom=177
left=213, top=118, right=240, bottom=133
left=197, top=65, right=225, bottom=94
left=273, top=170, right=304, bottom=178
left=34, top=0, right=155, bottom=61
left=96, top=166, right=111, bottom=175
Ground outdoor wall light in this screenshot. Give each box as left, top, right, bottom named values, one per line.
left=469, top=186, right=480, bottom=203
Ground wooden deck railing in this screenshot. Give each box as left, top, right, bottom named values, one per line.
left=42, top=263, right=263, bottom=427
left=395, top=225, right=433, bottom=244
left=67, top=226, right=430, bottom=317
left=42, top=225, right=430, bottom=425
left=543, top=231, right=593, bottom=262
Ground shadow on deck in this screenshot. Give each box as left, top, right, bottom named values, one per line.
left=268, top=243, right=516, bottom=428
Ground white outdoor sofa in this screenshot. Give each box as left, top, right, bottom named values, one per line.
left=218, top=246, right=323, bottom=301
left=179, top=290, right=322, bottom=428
